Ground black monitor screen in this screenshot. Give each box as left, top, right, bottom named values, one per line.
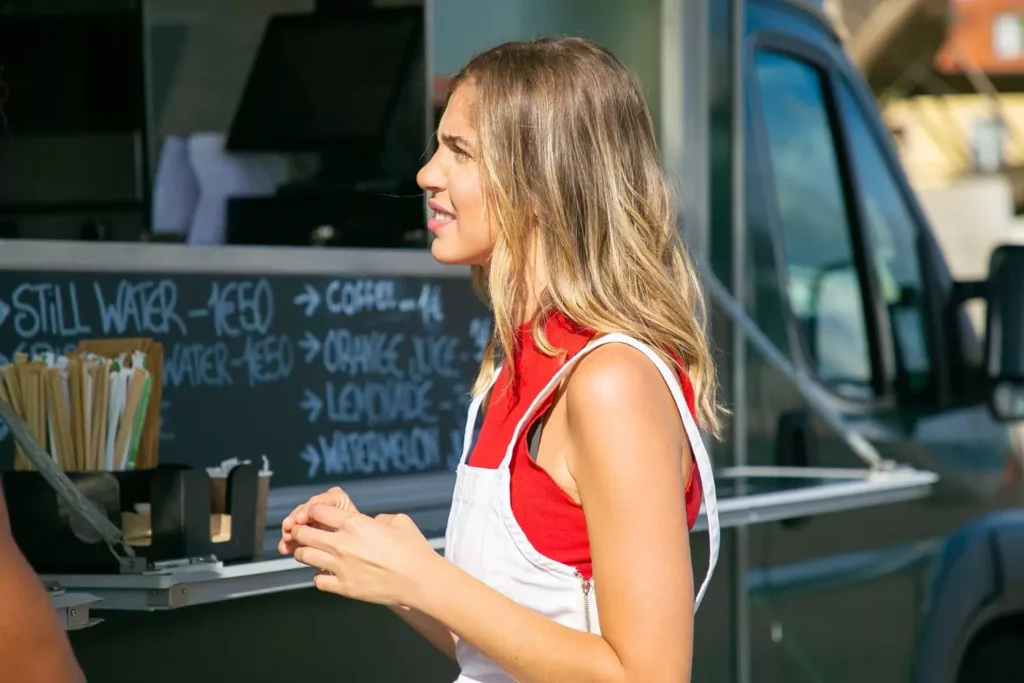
left=227, top=8, right=423, bottom=154
left=0, top=12, right=143, bottom=135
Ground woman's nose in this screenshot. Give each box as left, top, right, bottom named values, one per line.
left=417, top=149, right=445, bottom=192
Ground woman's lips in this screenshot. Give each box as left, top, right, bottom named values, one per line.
left=427, top=211, right=455, bottom=232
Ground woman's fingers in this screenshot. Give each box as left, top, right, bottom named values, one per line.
left=312, top=571, right=346, bottom=596
left=280, top=519, right=340, bottom=555
left=304, top=504, right=361, bottom=531
left=281, top=487, right=356, bottom=552
left=293, top=545, right=337, bottom=573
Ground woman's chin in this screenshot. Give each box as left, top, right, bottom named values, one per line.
left=429, top=236, right=488, bottom=266
left=428, top=237, right=457, bottom=264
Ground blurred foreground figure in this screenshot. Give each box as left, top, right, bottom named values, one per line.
left=0, top=489, right=85, bottom=682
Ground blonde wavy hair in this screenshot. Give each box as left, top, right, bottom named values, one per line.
left=452, top=36, right=723, bottom=436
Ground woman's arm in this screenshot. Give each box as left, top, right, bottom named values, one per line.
left=385, top=384, right=490, bottom=661
left=0, top=490, right=86, bottom=683
left=283, top=494, right=459, bottom=659
left=379, top=512, right=457, bottom=659
left=387, top=604, right=458, bottom=659
left=409, top=344, right=695, bottom=683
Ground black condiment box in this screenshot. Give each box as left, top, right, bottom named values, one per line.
left=1, top=464, right=260, bottom=574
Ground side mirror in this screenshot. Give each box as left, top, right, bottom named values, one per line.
left=985, top=244, right=1024, bottom=421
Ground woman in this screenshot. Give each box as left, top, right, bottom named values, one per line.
left=280, top=36, right=721, bottom=683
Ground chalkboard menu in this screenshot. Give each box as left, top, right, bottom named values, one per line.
left=0, top=272, right=492, bottom=488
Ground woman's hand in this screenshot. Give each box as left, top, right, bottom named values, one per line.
left=290, top=505, right=440, bottom=607
left=278, top=486, right=357, bottom=555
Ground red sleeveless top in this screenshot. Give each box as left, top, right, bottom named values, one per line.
left=468, top=312, right=703, bottom=581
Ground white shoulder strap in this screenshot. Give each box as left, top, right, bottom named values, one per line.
left=500, top=333, right=719, bottom=612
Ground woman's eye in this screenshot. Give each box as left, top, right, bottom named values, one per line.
left=453, top=147, right=470, bottom=160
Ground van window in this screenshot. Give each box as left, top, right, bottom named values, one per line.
left=754, top=52, right=875, bottom=400
left=837, top=84, right=933, bottom=396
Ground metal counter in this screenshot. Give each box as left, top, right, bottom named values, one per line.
left=42, top=465, right=937, bottom=612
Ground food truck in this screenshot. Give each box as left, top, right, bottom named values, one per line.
left=1, top=0, right=1023, bottom=681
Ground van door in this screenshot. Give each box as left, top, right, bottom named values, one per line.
left=737, top=1, right=1014, bottom=682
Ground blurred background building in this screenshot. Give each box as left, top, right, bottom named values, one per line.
left=817, top=0, right=1024, bottom=312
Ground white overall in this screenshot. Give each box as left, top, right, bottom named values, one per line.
left=444, top=333, right=721, bottom=683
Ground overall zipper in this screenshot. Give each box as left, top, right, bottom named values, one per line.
left=574, top=569, right=593, bottom=633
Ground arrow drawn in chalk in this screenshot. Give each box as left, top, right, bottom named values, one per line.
left=300, top=445, right=322, bottom=479
left=293, top=284, right=321, bottom=317
left=299, top=389, right=323, bottom=423
left=298, top=331, right=321, bottom=364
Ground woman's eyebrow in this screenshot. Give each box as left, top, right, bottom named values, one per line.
left=440, top=132, right=474, bottom=151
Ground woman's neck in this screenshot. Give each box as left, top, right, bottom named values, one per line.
left=516, top=246, right=548, bottom=325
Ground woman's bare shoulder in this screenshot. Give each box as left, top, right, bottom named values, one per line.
left=563, top=342, right=684, bottom=468
left=566, top=342, right=667, bottom=403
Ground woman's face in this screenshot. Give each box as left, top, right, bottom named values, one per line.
left=417, top=84, right=496, bottom=265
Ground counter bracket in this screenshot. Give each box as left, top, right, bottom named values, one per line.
left=48, top=582, right=104, bottom=631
